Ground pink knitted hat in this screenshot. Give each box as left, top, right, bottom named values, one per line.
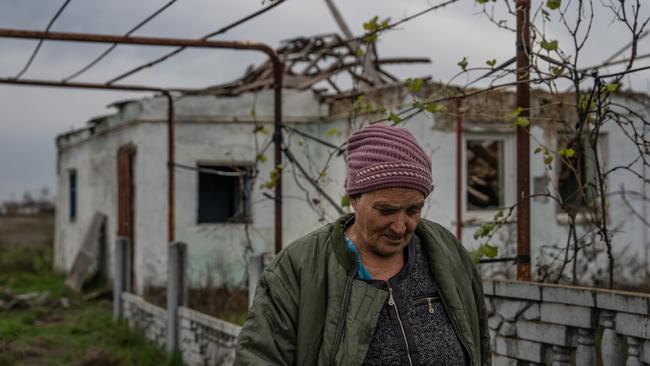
left=346, top=123, right=433, bottom=197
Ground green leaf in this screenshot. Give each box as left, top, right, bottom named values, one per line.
left=510, top=106, right=524, bottom=118
left=486, top=59, right=497, bottom=68
left=513, top=117, right=530, bottom=127
left=473, top=222, right=495, bottom=240
left=254, top=126, right=269, bottom=136
left=458, top=106, right=470, bottom=113
left=424, top=103, right=447, bottom=114
left=388, top=111, right=402, bottom=124
left=540, top=39, right=559, bottom=51
left=405, top=78, right=424, bottom=93
left=341, top=194, right=350, bottom=208
left=411, top=100, right=424, bottom=109
left=363, top=16, right=379, bottom=31
left=479, top=244, right=499, bottom=258
left=364, top=33, right=378, bottom=44
left=550, top=66, right=564, bottom=76
left=546, top=0, right=561, bottom=10
left=544, top=154, right=554, bottom=166
left=534, top=147, right=543, bottom=154
left=362, top=16, right=390, bottom=44
left=497, top=20, right=507, bottom=28
left=605, top=83, right=619, bottom=93
left=494, top=209, right=504, bottom=220
left=475, top=0, right=489, bottom=3
left=327, top=127, right=338, bottom=137
left=260, top=164, right=284, bottom=190
left=559, top=147, right=575, bottom=158
left=355, top=47, right=365, bottom=58
left=257, top=154, right=268, bottom=163
left=457, top=57, right=469, bottom=71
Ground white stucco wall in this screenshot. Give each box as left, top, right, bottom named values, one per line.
left=55, top=87, right=650, bottom=290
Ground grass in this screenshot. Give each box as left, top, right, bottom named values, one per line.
left=0, top=246, right=183, bottom=366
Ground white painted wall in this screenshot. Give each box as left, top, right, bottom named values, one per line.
left=55, top=87, right=650, bottom=290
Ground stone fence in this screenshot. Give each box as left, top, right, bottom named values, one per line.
left=114, top=240, right=650, bottom=365
left=122, top=292, right=167, bottom=348
left=484, top=279, right=650, bottom=365
left=114, top=238, right=241, bottom=366
left=179, top=306, right=241, bottom=365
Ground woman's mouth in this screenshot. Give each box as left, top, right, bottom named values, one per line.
left=383, top=235, right=402, bottom=243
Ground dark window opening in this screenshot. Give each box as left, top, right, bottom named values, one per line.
left=69, top=170, right=77, bottom=221
left=197, top=165, right=250, bottom=224
left=557, top=137, right=597, bottom=214
left=466, top=139, right=504, bottom=210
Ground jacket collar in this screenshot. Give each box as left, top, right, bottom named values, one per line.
left=331, top=213, right=356, bottom=272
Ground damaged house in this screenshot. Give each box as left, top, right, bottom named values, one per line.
left=54, top=33, right=650, bottom=292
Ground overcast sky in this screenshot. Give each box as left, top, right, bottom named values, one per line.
left=0, top=0, right=648, bottom=202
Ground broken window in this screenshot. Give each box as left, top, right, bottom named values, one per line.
left=197, top=165, right=250, bottom=224
left=557, top=136, right=598, bottom=214
left=466, top=139, right=504, bottom=211
left=69, top=169, right=77, bottom=221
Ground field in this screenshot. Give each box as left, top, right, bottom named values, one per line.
left=0, top=246, right=182, bottom=366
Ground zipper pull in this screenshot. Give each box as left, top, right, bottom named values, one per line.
left=427, top=298, right=434, bottom=314
left=387, top=284, right=395, bottom=306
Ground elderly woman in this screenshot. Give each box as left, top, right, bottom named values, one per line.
left=235, top=124, right=490, bottom=365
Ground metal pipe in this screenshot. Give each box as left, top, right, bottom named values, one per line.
left=515, top=0, right=531, bottom=281
left=0, top=28, right=284, bottom=253
left=0, top=28, right=277, bottom=54
left=0, top=77, right=177, bottom=243
left=455, top=98, right=463, bottom=240
left=273, top=56, right=284, bottom=254
left=166, top=93, right=176, bottom=243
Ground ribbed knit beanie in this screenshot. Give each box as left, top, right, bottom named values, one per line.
left=346, top=123, right=433, bottom=198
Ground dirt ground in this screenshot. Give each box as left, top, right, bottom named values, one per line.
left=0, top=246, right=181, bottom=366
left=0, top=214, right=53, bottom=248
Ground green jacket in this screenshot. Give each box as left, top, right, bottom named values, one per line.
left=235, top=214, right=491, bottom=365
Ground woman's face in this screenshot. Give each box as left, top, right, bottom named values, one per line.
left=351, top=187, right=425, bottom=258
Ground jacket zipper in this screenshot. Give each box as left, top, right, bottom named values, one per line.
left=387, top=283, right=414, bottom=366
left=329, top=267, right=356, bottom=366
left=438, top=291, right=473, bottom=365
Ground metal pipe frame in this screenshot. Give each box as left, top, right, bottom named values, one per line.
left=515, top=1, right=531, bottom=280
left=0, top=28, right=284, bottom=252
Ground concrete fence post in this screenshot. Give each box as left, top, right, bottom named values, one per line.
left=113, top=236, right=131, bottom=320
left=166, top=241, right=187, bottom=354
left=248, top=254, right=265, bottom=308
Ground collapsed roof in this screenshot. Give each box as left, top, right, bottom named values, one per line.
left=195, top=33, right=430, bottom=97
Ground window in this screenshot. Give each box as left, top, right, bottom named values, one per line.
left=69, top=169, right=77, bottom=221
left=557, top=136, right=599, bottom=215
left=197, top=165, right=250, bottom=224
left=466, top=139, right=505, bottom=211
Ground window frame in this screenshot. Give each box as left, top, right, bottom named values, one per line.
left=195, top=162, right=252, bottom=225
left=462, top=132, right=516, bottom=224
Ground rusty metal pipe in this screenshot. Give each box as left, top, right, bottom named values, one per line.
left=0, top=28, right=276, bottom=54
left=0, top=28, right=284, bottom=253
left=0, top=77, right=177, bottom=243
left=515, top=0, right=531, bottom=281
